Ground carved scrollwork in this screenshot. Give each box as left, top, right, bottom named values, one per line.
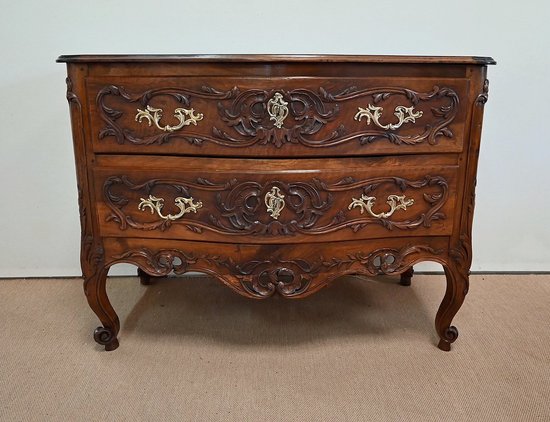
left=103, top=174, right=448, bottom=236
left=65, top=78, right=107, bottom=286
left=110, top=247, right=320, bottom=298
left=212, top=85, right=458, bottom=148
left=475, top=79, right=489, bottom=106
left=98, top=84, right=459, bottom=149
left=97, top=85, right=238, bottom=145
left=109, top=244, right=442, bottom=299
left=93, top=327, right=117, bottom=346
left=208, top=179, right=333, bottom=235
left=111, top=248, right=199, bottom=276
left=236, top=260, right=321, bottom=298
left=321, top=244, right=442, bottom=275
left=214, top=88, right=343, bottom=148
left=334, top=85, right=459, bottom=146
left=104, top=176, right=208, bottom=231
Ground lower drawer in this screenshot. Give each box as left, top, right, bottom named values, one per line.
left=94, top=155, right=459, bottom=243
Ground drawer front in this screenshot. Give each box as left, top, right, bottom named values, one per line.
left=94, top=156, right=458, bottom=243
left=88, top=77, right=469, bottom=157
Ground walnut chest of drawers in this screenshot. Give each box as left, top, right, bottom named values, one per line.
left=58, top=54, right=495, bottom=351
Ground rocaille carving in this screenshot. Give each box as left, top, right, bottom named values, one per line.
left=97, top=85, right=459, bottom=149
left=65, top=78, right=105, bottom=283
left=110, top=244, right=441, bottom=299
left=321, top=244, right=442, bottom=275
left=97, top=85, right=238, bottom=145
left=214, top=88, right=343, bottom=148
left=103, top=175, right=448, bottom=236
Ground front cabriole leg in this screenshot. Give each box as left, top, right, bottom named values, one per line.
left=84, top=265, right=120, bottom=351
left=436, top=257, right=469, bottom=351
left=82, top=240, right=120, bottom=351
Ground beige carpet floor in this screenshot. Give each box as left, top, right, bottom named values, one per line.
left=0, top=274, right=548, bottom=421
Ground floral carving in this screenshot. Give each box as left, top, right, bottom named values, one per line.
left=103, top=175, right=449, bottom=236
left=212, top=85, right=458, bottom=148
left=333, top=85, right=459, bottom=146
left=97, top=84, right=459, bottom=149
left=97, top=85, right=238, bottom=145
left=210, top=179, right=333, bottom=236
left=110, top=248, right=320, bottom=298
left=322, top=244, right=442, bottom=275
left=213, top=88, right=343, bottom=148
left=110, top=244, right=441, bottom=299
left=235, top=259, right=322, bottom=298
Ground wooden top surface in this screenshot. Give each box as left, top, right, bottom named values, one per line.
left=57, top=54, right=496, bottom=65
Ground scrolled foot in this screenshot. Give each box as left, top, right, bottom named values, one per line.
left=399, top=267, right=414, bottom=286
left=437, top=326, right=458, bottom=352
left=138, top=268, right=155, bottom=285
left=93, top=326, right=120, bottom=351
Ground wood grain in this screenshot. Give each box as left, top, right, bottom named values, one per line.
left=61, top=55, right=492, bottom=352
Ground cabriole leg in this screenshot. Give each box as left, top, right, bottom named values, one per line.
left=435, top=261, right=469, bottom=351
left=83, top=265, right=120, bottom=351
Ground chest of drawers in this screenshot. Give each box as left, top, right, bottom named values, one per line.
left=58, top=54, right=494, bottom=351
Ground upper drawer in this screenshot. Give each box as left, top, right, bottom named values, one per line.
left=87, top=77, right=470, bottom=157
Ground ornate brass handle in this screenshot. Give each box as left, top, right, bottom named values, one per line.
left=135, top=105, right=204, bottom=133
left=354, top=105, right=422, bottom=130
left=348, top=194, right=414, bottom=219
left=267, top=92, right=289, bottom=128
left=265, top=186, right=285, bottom=219
left=138, top=195, right=202, bottom=220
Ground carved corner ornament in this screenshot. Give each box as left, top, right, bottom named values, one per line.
left=475, top=79, right=489, bottom=106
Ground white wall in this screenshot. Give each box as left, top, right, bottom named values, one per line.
left=0, top=0, right=548, bottom=277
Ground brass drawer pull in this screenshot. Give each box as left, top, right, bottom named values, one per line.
left=354, top=105, right=422, bottom=130
left=265, top=186, right=285, bottom=219
left=348, top=194, right=414, bottom=219
left=138, top=195, right=202, bottom=220
left=135, top=105, right=203, bottom=133
left=267, top=92, right=289, bottom=128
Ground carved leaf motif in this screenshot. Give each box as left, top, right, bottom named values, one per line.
left=109, top=244, right=442, bottom=299
left=322, top=244, right=442, bottom=275
left=103, top=175, right=448, bottom=236
left=98, top=83, right=459, bottom=149
left=97, top=85, right=238, bottom=145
